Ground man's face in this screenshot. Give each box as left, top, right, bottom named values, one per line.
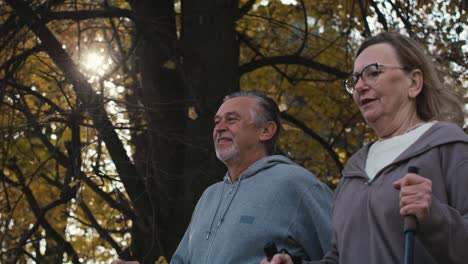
left=213, top=97, right=263, bottom=163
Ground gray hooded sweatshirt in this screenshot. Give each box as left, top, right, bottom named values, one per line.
left=307, top=121, right=468, bottom=264
left=171, top=155, right=333, bottom=264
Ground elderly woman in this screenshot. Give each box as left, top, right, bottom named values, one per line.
left=262, top=32, right=468, bottom=264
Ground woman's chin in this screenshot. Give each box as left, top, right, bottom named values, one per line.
left=362, top=112, right=381, bottom=126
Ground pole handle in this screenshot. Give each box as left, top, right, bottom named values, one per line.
left=264, top=241, right=278, bottom=261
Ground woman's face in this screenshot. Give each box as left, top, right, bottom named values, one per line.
left=352, top=43, right=416, bottom=127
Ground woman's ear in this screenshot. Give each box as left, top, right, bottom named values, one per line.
left=408, top=69, right=423, bottom=99
left=259, top=121, right=277, bottom=142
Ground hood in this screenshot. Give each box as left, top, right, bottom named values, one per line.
left=223, top=155, right=296, bottom=183
left=343, top=121, right=468, bottom=178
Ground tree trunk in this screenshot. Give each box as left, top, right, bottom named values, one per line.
left=180, top=0, right=240, bottom=227
left=130, top=0, right=184, bottom=262
left=129, top=0, right=239, bottom=262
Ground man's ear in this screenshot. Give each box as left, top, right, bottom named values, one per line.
left=408, top=69, right=423, bottom=99
left=259, top=121, right=277, bottom=142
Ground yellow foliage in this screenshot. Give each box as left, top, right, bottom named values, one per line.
left=156, top=256, right=169, bottom=264
left=1, top=0, right=465, bottom=263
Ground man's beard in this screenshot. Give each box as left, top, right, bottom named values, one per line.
left=215, top=141, right=240, bottom=163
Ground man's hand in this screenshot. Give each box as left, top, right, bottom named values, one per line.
left=393, top=172, right=432, bottom=221
left=260, top=253, right=294, bottom=264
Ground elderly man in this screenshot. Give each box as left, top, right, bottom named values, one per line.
left=113, top=91, right=333, bottom=264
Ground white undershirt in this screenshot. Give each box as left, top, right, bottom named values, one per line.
left=365, top=121, right=436, bottom=181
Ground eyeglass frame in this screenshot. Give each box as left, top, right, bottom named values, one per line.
left=344, top=63, right=410, bottom=94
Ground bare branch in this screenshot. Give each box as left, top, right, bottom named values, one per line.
left=6, top=80, right=65, bottom=114
left=280, top=111, right=344, bottom=172
left=5, top=162, right=81, bottom=263
left=79, top=201, right=122, bottom=251
left=81, top=174, right=137, bottom=220
left=368, top=0, right=389, bottom=31
left=238, top=32, right=295, bottom=83
left=295, top=0, right=308, bottom=56
left=388, top=0, right=414, bottom=36
left=11, top=92, right=69, bottom=166
left=236, top=0, right=256, bottom=20
left=357, top=0, right=372, bottom=36
left=5, top=0, right=149, bottom=219
left=239, top=55, right=348, bottom=78
left=44, top=8, right=135, bottom=22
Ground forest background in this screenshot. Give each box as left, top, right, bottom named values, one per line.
left=0, top=0, right=466, bottom=263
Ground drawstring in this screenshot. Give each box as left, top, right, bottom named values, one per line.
left=217, top=179, right=241, bottom=226
left=206, top=181, right=226, bottom=239
left=205, top=176, right=243, bottom=239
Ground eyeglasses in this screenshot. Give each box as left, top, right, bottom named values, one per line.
left=344, top=63, right=409, bottom=94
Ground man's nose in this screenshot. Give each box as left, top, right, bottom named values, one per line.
left=214, top=121, right=227, bottom=132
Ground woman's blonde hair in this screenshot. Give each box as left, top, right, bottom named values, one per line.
left=356, top=32, right=465, bottom=127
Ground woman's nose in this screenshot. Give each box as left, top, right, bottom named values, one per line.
left=354, top=77, right=368, bottom=93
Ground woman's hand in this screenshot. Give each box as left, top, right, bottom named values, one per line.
left=393, top=172, right=432, bottom=221
left=260, top=253, right=294, bottom=264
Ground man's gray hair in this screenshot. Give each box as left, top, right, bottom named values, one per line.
left=224, top=91, right=281, bottom=155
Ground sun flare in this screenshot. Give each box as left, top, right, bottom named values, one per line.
left=82, top=52, right=105, bottom=72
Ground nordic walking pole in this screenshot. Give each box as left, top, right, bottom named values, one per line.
left=404, top=166, right=419, bottom=264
